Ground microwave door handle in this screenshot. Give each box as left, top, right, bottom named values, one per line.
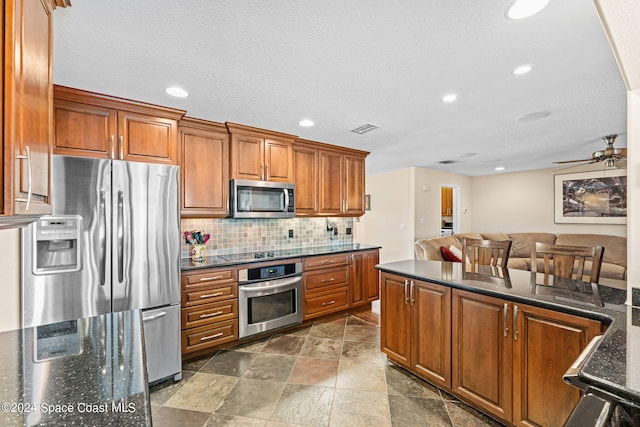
left=283, top=188, right=289, bottom=212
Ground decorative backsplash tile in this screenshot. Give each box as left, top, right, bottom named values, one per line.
left=180, top=217, right=354, bottom=258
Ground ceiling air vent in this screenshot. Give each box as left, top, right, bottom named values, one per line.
left=438, top=160, right=456, bottom=164
left=350, top=123, right=380, bottom=134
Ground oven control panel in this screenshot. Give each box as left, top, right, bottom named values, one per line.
left=239, top=261, right=303, bottom=284
left=261, top=265, right=285, bottom=279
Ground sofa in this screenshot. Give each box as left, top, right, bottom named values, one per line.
left=414, top=232, right=627, bottom=290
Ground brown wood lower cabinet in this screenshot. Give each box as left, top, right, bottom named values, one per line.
left=302, top=249, right=380, bottom=320
left=381, top=272, right=602, bottom=427
left=512, top=303, right=601, bottom=427
left=180, top=267, right=238, bottom=356
left=380, top=273, right=451, bottom=388
left=452, top=290, right=513, bottom=421
left=350, top=250, right=380, bottom=306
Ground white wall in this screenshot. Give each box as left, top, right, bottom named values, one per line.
left=354, top=168, right=414, bottom=263
left=470, top=166, right=626, bottom=237
left=627, top=90, right=640, bottom=288
left=413, top=167, right=472, bottom=239
left=0, top=229, right=21, bottom=332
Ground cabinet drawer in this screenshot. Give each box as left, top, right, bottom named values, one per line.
left=181, top=283, right=237, bottom=307
left=304, top=288, right=349, bottom=319
left=182, top=319, right=238, bottom=354
left=181, top=299, right=238, bottom=330
left=182, top=268, right=236, bottom=291
left=304, top=254, right=349, bottom=270
left=304, top=266, right=350, bottom=292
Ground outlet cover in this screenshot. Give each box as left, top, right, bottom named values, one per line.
left=288, top=229, right=294, bottom=238
left=346, top=227, right=352, bottom=235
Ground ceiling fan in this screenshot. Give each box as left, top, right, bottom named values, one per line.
left=554, top=134, right=627, bottom=167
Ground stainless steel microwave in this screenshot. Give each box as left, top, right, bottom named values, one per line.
left=230, top=179, right=295, bottom=218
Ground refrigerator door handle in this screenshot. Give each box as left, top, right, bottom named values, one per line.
left=117, top=190, right=124, bottom=283
left=143, top=311, right=167, bottom=322
left=99, top=190, right=107, bottom=286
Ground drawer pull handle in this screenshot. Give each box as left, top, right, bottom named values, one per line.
left=199, top=276, right=224, bottom=281
left=321, top=278, right=336, bottom=283
left=200, top=292, right=224, bottom=298
left=200, top=332, right=224, bottom=341
left=200, top=311, right=224, bottom=319
left=321, top=300, right=336, bottom=306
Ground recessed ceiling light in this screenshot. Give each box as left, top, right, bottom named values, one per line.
left=441, top=94, right=457, bottom=103
left=298, top=119, right=314, bottom=127
left=512, top=64, right=534, bottom=75
left=495, top=166, right=506, bottom=171
left=515, top=111, right=550, bottom=122
left=165, top=87, right=188, bottom=98
left=505, top=0, right=550, bottom=20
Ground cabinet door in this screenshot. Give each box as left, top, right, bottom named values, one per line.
left=53, top=100, right=117, bottom=159
left=452, top=290, right=512, bottom=422
left=293, top=145, right=318, bottom=215
left=264, top=139, right=292, bottom=182
left=180, top=124, right=229, bottom=216
left=380, top=273, right=411, bottom=367
left=512, top=304, right=601, bottom=427
left=344, top=155, right=365, bottom=216
left=364, top=250, right=380, bottom=301
left=230, top=134, right=264, bottom=180
left=118, top=111, right=178, bottom=165
left=411, top=280, right=451, bottom=389
left=350, top=252, right=365, bottom=306
left=3, top=0, right=54, bottom=215
left=318, top=151, right=343, bottom=214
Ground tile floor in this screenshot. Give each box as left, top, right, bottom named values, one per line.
left=150, top=311, right=505, bottom=427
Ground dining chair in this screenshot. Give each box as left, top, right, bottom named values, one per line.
left=461, top=237, right=512, bottom=268
left=530, top=242, right=605, bottom=284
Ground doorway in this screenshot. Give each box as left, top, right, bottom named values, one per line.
left=440, top=184, right=460, bottom=236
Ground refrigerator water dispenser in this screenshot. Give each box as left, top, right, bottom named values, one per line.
left=33, top=215, right=82, bottom=274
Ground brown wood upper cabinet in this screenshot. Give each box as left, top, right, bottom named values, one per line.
left=53, top=85, right=185, bottom=165
left=294, top=139, right=368, bottom=217
left=179, top=118, right=230, bottom=217
left=2, top=0, right=69, bottom=217
left=226, top=123, right=295, bottom=182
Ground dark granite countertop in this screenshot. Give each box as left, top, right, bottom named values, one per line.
left=376, top=259, right=639, bottom=405
left=0, top=310, right=151, bottom=426
left=181, top=243, right=381, bottom=271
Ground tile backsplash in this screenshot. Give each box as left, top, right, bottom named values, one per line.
left=180, top=217, right=354, bottom=258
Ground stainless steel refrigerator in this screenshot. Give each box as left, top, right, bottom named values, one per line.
left=21, top=155, right=181, bottom=384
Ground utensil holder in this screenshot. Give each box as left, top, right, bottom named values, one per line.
left=191, top=244, right=206, bottom=261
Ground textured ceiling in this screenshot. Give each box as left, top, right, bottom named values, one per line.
left=52, top=0, right=627, bottom=176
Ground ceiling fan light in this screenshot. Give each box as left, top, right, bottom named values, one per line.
left=505, top=0, right=550, bottom=20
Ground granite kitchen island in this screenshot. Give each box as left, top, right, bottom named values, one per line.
left=0, top=310, right=151, bottom=426
left=376, top=259, right=639, bottom=426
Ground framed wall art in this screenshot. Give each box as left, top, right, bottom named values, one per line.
left=554, top=169, right=627, bottom=224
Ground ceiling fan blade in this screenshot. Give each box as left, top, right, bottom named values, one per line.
left=553, top=158, right=593, bottom=164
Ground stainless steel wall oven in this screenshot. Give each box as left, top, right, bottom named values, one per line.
left=238, top=261, right=303, bottom=338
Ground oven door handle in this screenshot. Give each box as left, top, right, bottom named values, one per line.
left=240, top=276, right=302, bottom=291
